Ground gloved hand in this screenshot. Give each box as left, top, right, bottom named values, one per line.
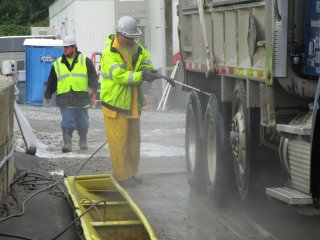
left=142, top=68, right=160, bottom=83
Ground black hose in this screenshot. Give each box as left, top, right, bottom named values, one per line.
left=0, top=233, right=37, bottom=240
left=50, top=200, right=106, bottom=240
left=75, top=140, right=108, bottom=176
left=0, top=182, right=58, bottom=223
left=72, top=140, right=108, bottom=223
left=2, top=140, right=109, bottom=239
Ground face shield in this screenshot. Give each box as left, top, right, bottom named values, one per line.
left=117, top=32, right=141, bottom=52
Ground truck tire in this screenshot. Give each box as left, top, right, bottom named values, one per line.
left=204, top=94, right=234, bottom=205
left=231, top=80, right=251, bottom=200
left=185, top=91, right=205, bottom=191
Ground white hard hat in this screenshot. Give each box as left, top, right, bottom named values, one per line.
left=62, top=36, right=77, bottom=46
left=116, top=16, right=142, bottom=38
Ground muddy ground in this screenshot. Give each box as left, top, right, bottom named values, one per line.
left=16, top=104, right=186, bottom=175
left=15, top=104, right=188, bottom=239
left=13, top=105, right=320, bottom=240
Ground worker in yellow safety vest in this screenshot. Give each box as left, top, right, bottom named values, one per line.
left=100, top=16, right=159, bottom=186
left=44, top=36, right=98, bottom=153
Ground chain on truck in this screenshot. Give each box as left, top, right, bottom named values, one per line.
left=177, top=0, right=320, bottom=213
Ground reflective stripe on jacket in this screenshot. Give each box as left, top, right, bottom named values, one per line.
left=100, top=34, right=153, bottom=114
left=54, top=54, right=88, bottom=95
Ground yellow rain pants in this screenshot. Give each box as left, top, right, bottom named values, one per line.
left=103, top=109, right=140, bottom=181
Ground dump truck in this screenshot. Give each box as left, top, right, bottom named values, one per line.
left=178, top=0, right=320, bottom=211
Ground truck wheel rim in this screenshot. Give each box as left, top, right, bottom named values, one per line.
left=232, top=105, right=247, bottom=188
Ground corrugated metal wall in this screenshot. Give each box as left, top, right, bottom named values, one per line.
left=75, top=0, right=115, bottom=57
left=49, top=0, right=167, bottom=66
left=49, top=0, right=76, bottom=44
left=172, top=0, right=179, bottom=55
left=147, top=0, right=167, bottom=99
left=50, top=0, right=115, bottom=57
left=49, top=0, right=73, bottom=17
left=147, top=0, right=165, bottom=73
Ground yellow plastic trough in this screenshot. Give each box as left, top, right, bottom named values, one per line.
left=64, top=174, right=157, bottom=240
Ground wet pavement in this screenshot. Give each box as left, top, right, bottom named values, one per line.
left=6, top=105, right=320, bottom=240
left=0, top=152, right=78, bottom=240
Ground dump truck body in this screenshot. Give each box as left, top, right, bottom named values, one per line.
left=178, top=0, right=320, bottom=210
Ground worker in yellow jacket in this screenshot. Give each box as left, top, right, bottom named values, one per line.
left=45, top=36, right=98, bottom=153
left=100, top=16, right=159, bottom=186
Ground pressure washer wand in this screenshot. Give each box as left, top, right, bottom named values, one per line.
left=158, top=74, right=211, bottom=97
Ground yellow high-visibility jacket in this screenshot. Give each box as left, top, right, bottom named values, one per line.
left=54, top=54, right=88, bottom=94
left=100, top=34, right=153, bottom=114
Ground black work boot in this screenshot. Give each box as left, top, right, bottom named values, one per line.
left=62, top=128, right=73, bottom=153
left=78, top=129, right=88, bottom=151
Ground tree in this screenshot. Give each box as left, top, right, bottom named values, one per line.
left=0, top=0, right=55, bottom=35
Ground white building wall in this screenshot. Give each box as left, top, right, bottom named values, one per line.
left=49, top=0, right=73, bottom=17
left=49, top=0, right=115, bottom=57
left=74, top=0, right=115, bottom=56
left=148, top=0, right=166, bottom=74
left=49, top=0, right=74, bottom=38
left=49, top=1, right=76, bottom=40
left=147, top=0, right=167, bottom=98
left=50, top=0, right=167, bottom=68
left=172, top=0, right=179, bottom=55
